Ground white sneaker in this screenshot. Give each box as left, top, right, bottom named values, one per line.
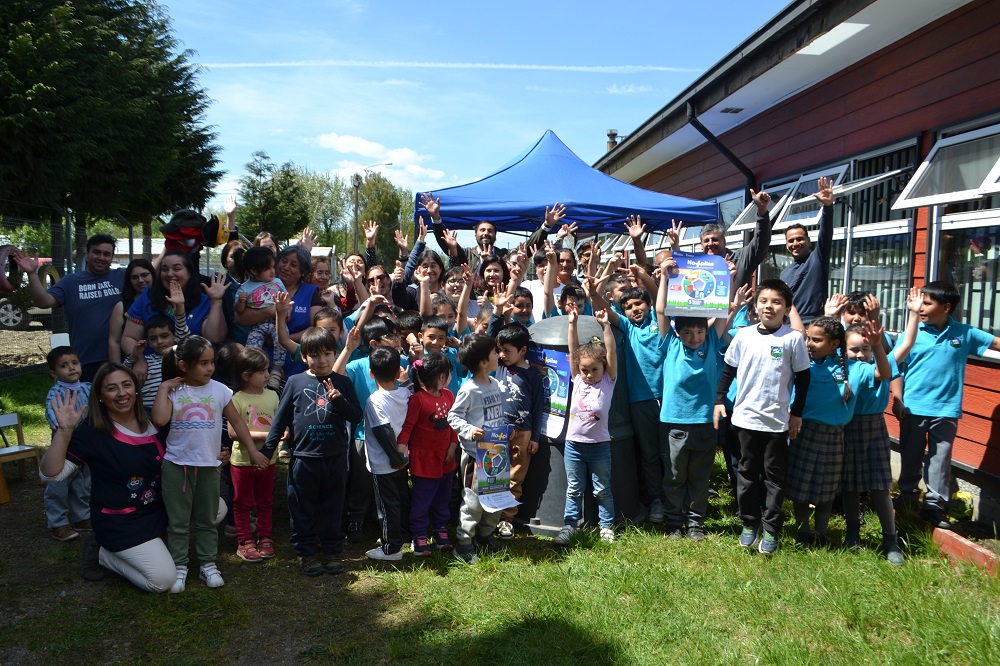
left=553, top=524, right=577, bottom=546
left=600, top=527, right=615, bottom=544
left=366, top=546, right=403, bottom=561
left=648, top=499, right=665, bottom=524
left=497, top=520, right=514, bottom=540
left=170, top=565, right=188, bottom=594
left=199, top=563, right=225, bottom=589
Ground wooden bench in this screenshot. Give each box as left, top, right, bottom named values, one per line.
left=0, top=412, right=41, bottom=504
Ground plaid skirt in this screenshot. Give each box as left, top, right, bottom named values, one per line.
left=842, top=413, right=892, bottom=492
left=787, top=421, right=844, bottom=505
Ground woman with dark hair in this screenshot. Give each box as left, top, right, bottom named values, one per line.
left=253, top=232, right=279, bottom=255
left=221, top=240, right=250, bottom=344
left=120, top=250, right=228, bottom=358
left=473, top=254, right=510, bottom=310
left=108, top=259, right=155, bottom=363
left=393, top=247, right=446, bottom=311
left=235, top=245, right=322, bottom=376
left=40, top=363, right=175, bottom=592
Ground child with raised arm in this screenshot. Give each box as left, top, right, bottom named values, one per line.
left=714, top=279, right=811, bottom=555
left=363, top=347, right=412, bottom=561
left=655, top=260, right=745, bottom=540
left=43, top=346, right=92, bottom=542
left=553, top=308, right=618, bottom=546
left=446, top=333, right=504, bottom=564
left=894, top=280, right=1000, bottom=529
left=258, top=327, right=363, bottom=576
left=787, top=317, right=890, bottom=548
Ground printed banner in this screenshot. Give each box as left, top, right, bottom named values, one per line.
left=664, top=250, right=731, bottom=318
left=476, top=424, right=518, bottom=511
left=527, top=346, right=571, bottom=440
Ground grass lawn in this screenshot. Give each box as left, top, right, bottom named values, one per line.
left=1, top=371, right=999, bottom=665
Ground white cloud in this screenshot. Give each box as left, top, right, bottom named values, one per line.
left=312, top=132, right=428, bottom=168
left=606, top=84, right=654, bottom=94
left=202, top=59, right=700, bottom=74
left=329, top=160, right=457, bottom=194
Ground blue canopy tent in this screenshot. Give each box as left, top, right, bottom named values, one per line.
left=413, top=130, right=718, bottom=233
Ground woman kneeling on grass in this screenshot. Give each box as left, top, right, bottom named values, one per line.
left=41, top=363, right=176, bottom=593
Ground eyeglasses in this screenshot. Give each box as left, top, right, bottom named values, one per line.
left=445, top=278, right=465, bottom=285
left=380, top=332, right=401, bottom=341
left=367, top=274, right=389, bottom=284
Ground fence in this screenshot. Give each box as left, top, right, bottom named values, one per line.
left=0, top=215, right=69, bottom=380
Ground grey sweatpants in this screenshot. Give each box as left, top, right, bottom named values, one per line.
left=661, top=423, right=716, bottom=529
left=456, top=451, right=501, bottom=545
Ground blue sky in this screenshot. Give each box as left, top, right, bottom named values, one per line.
left=164, top=0, right=790, bottom=214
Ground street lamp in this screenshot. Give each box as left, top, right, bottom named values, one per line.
left=351, top=163, right=392, bottom=254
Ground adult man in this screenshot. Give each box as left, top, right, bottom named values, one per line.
left=779, top=177, right=834, bottom=323
left=13, top=234, right=126, bottom=381
left=669, top=188, right=773, bottom=291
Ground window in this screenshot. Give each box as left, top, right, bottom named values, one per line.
left=893, top=123, right=1000, bottom=210
left=850, top=145, right=916, bottom=225
left=727, top=183, right=793, bottom=233
left=938, top=212, right=1000, bottom=337
left=772, top=164, right=850, bottom=230
left=846, top=221, right=913, bottom=333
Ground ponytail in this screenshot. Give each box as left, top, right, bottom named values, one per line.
left=410, top=351, right=451, bottom=393
left=811, top=316, right=851, bottom=403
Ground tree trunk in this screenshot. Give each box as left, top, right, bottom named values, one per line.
left=142, top=214, right=152, bottom=258
left=49, top=210, right=66, bottom=277
left=74, top=212, right=88, bottom=272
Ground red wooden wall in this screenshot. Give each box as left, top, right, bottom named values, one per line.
left=630, top=0, right=1000, bottom=475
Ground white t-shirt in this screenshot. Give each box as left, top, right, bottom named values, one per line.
left=163, top=379, right=233, bottom=466
left=724, top=324, right=809, bottom=433
left=363, top=387, right=411, bottom=475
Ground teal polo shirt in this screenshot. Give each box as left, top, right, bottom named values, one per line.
left=660, top=327, right=721, bottom=425
left=854, top=355, right=900, bottom=416
left=800, top=355, right=870, bottom=427
left=617, top=313, right=668, bottom=402
left=898, top=317, right=994, bottom=419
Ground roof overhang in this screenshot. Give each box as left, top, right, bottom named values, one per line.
left=594, top=0, right=974, bottom=182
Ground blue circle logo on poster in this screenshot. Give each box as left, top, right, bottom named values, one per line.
left=682, top=271, right=716, bottom=299
left=484, top=444, right=508, bottom=476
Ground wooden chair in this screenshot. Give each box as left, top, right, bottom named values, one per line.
left=0, top=411, right=41, bottom=505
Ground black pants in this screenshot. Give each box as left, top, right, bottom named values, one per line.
left=734, top=426, right=788, bottom=535
left=371, top=470, right=410, bottom=554
left=287, top=454, right=348, bottom=557
left=346, top=439, right=375, bottom=524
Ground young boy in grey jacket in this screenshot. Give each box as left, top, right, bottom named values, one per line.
left=446, top=333, right=504, bottom=564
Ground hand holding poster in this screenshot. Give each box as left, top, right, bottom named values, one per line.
left=526, top=347, right=571, bottom=440
left=476, top=424, right=519, bottom=512
left=664, top=250, right=732, bottom=318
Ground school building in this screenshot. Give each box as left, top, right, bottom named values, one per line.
left=595, top=0, right=1000, bottom=525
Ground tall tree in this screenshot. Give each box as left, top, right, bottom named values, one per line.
left=237, top=152, right=309, bottom=244
left=357, top=172, right=405, bottom=267
left=296, top=167, right=349, bottom=249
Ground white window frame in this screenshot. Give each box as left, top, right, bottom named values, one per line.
left=727, top=183, right=794, bottom=233
left=892, top=122, right=1000, bottom=210
left=772, top=164, right=851, bottom=230
left=786, top=167, right=910, bottom=204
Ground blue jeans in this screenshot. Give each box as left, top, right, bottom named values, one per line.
left=563, top=439, right=615, bottom=529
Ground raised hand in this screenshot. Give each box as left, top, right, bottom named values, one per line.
left=166, top=280, right=186, bottom=314
left=275, top=291, right=292, bottom=319
left=394, top=229, right=409, bottom=252
left=543, top=239, right=557, bottom=263
left=727, top=260, right=737, bottom=277
left=322, top=378, right=341, bottom=402
left=479, top=243, right=495, bottom=258
left=906, top=286, right=922, bottom=313
left=344, top=325, right=361, bottom=351
left=441, top=227, right=459, bottom=255
left=225, top=195, right=238, bottom=216
left=51, top=390, right=86, bottom=431
left=594, top=308, right=610, bottom=327
left=567, top=308, right=578, bottom=325
left=417, top=217, right=428, bottom=243
left=202, top=271, right=228, bottom=301
left=666, top=219, right=683, bottom=249
left=624, top=215, right=646, bottom=239
left=10, top=249, right=39, bottom=274
left=659, top=256, right=678, bottom=276
left=750, top=188, right=771, bottom=214
left=414, top=265, right=430, bottom=283
left=556, top=222, right=579, bottom=241
left=544, top=202, right=567, bottom=228
left=813, top=176, right=834, bottom=207
left=862, top=319, right=886, bottom=346
left=298, top=227, right=316, bottom=253
left=824, top=293, right=848, bottom=317
left=363, top=220, right=379, bottom=248
left=864, top=293, right=881, bottom=323
left=733, top=283, right=753, bottom=309
left=129, top=340, right=148, bottom=363
left=159, top=376, right=186, bottom=393
left=393, top=260, right=404, bottom=283
left=420, top=192, right=441, bottom=220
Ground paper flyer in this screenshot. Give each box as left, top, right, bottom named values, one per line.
left=664, top=250, right=732, bottom=318
left=527, top=346, right=571, bottom=440
left=475, top=424, right=519, bottom=511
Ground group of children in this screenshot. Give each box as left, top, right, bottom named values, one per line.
left=42, top=232, right=999, bottom=585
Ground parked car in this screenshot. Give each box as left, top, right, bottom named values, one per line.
left=0, top=253, right=57, bottom=331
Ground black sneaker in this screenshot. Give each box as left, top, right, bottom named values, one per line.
left=322, top=555, right=344, bottom=575
left=346, top=521, right=363, bottom=543
left=687, top=527, right=706, bottom=542
left=300, top=556, right=324, bottom=577
left=454, top=543, right=478, bottom=564
left=476, top=535, right=503, bottom=553
left=433, top=527, right=454, bottom=551
left=412, top=535, right=432, bottom=557
left=666, top=527, right=684, bottom=540
left=80, top=533, right=105, bottom=582
left=920, top=508, right=953, bottom=530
